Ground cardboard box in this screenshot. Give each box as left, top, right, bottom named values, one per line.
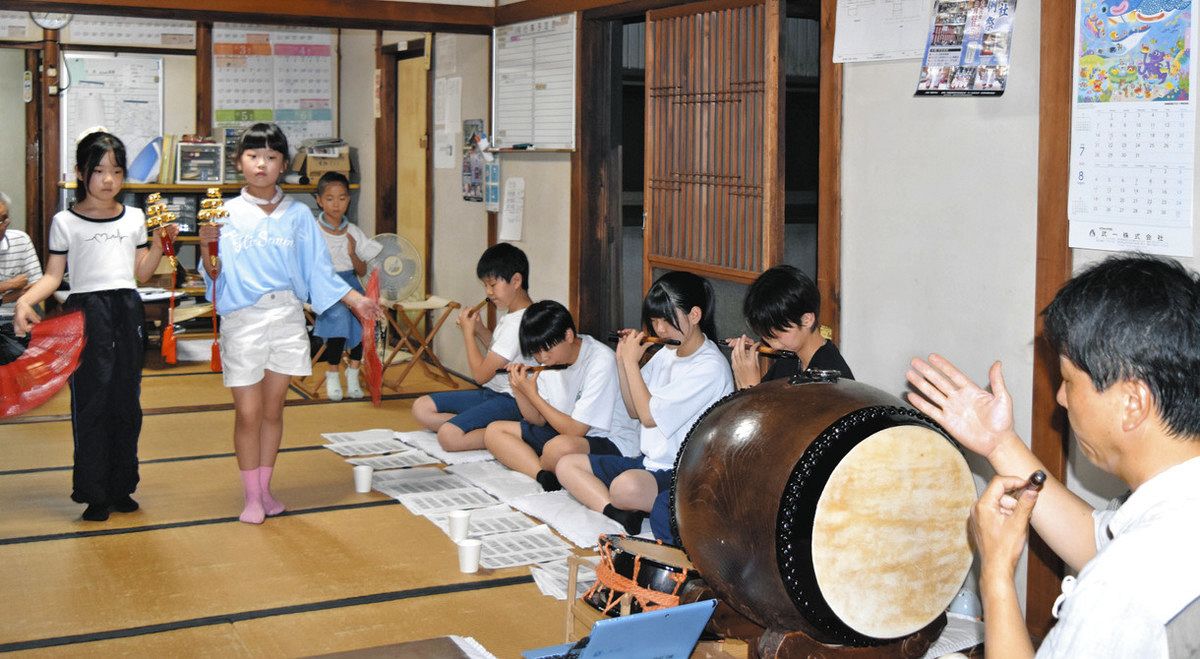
left=291, top=145, right=351, bottom=181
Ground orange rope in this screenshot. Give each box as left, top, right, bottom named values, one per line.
left=583, top=539, right=692, bottom=614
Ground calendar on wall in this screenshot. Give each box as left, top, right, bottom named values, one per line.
left=1068, top=0, right=1196, bottom=257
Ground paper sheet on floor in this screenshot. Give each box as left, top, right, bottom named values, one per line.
left=395, top=430, right=494, bottom=464
left=346, top=449, right=438, bottom=470
left=375, top=471, right=471, bottom=496
left=509, top=490, right=650, bottom=548
left=446, top=461, right=543, bottom=501
left=480, top=524, right=573, bottom=569
left=427, top=503, right=538, bottom=538
left=530, top=556, right=600, bottom=600
left=921, top=613, right=984, bottom=659
left=323, top=438, right=409, bottom=456
left=450, top=635, right=499, bottom=659
left=396, top=487, right=498, bottom=515
left=322, top=428, right=395, bottom=444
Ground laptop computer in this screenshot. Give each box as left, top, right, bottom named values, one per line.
left=522, top=599, right=717, bottom=659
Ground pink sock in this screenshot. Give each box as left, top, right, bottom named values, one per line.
left=259, top=465, right=286, bottom=516
left=239, top=469, right=265, bottom=524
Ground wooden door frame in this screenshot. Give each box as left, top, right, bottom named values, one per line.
left=573, top=0, right=841, bottom=337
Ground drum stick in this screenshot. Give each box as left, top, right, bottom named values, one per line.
left=606, top=331, right=681, bottom=347
left=722, top=340, right=797, bottom=360
left=494, top=363, right=570, bottom=375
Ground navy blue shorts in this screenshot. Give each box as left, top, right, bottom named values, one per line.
left=428, top=388, right=520, bottom=434
left=520, top=423, right=625, bottom=457
left=649, top=490, right=675, bottom=544
left=587, top=455, right=673, bottom=492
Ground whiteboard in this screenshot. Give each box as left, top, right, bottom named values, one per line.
left=60, top=53, right=163, bottom=179
left=492, top=13, right=576, bottom=150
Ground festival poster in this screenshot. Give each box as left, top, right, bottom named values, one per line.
left=1068, top=0, right=1195, bottom=257
left=916, top=0, right=1017, bottom=96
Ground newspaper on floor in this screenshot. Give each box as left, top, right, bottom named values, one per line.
left=480, top=524, right=573, bottom=570
left=323, top=438, right=409, bottom=456
left=530, top=555, right=600, bottom=600
left=397, top=487, right=498, bottom=515
left=427, top=503, right=537, bottom=538
left=509, top=490, right=650, bottom=549
left=920, top=612, right=984, bottom=659
left=450, top=635, right=499, bottom=659
left=322, top=428, right=395, bottom=444
left=395, top=430, right=494, bottom=464
left=446, top=460, right=543, bottom=502
left=346, top=449, right=438, bottom=470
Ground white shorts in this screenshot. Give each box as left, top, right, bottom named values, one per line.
left=219, top=290, right=310, bottom=388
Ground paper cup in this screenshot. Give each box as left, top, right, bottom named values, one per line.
left=448, top=510, right=472, bottom=542
left=353, top=465, right=374, bottom=493
left=457, top=538, right=482, bottom=573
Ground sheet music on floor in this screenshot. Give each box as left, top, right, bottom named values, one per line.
left=397, top=487, right=498, bottom=515
left=920, top=613, right=984, bottom=659
left=427, top=504, right=537, bottom=538
left=323, top=439, right=408, bottom=457
left=346, top=449, right=438, bottom=470
left=447, top=461, right=543, bottom=502
left=322, top=428, right=394, bottom=443
left=375, top=470, right=471, bottom=496
left=480, top=524, right=573, bottom=569
left=395, top=430, right=495, bottom=465
left=510, top=490, right=649, bottom=548
left=530, top=556, right=600, bottom=600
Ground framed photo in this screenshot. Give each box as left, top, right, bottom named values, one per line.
left=175, top=142, right=224, bottom=185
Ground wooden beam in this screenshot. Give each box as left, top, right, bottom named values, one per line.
left=7, top=0, right=493, bottom=33
left=1028, top=0, right=1075, bottom=642
left=195, top=22, right=212, bottom=136
left=499, top=0, right=685, bottom=25
left=816, top=0, right=842, bottom=340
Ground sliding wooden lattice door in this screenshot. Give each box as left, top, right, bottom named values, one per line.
left=644, top=0, right=783, bottom=286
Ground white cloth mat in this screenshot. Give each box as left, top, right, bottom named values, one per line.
left=509, top=490, right=650, bottom=549
left=395, top=430, right=494, bottom=464
left=446, top=461, right=543, bottom=502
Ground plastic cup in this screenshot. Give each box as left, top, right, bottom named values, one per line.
left=448, top=510, right=472, bottom=542
left=457, top=538, right=482, bottom=573
left=353, top=465, right=373, bottom=493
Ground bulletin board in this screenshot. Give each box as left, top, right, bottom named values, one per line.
left=60, top=53, right=164, bottom=179
left=492, top=13, right=577, bottom=150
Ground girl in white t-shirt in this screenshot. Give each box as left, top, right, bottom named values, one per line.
left=14, top=130, right=177, bottom=522
left=311, top=172, right=382, bottom=401
left=483, top=300, right=639, bottom=491
left=556, top=271, right=733, bottom=534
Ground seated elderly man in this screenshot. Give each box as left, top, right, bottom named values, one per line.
left=0, top=191, right=42, bottom=359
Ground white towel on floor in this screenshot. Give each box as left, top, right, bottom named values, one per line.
left=394, top=430, right=494, bottom=464
left=509, top=491, right=651, bottom=549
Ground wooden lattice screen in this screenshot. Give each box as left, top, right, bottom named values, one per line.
left=644, top=0, right=783, bottom=286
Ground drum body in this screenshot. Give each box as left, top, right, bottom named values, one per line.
left=586, top=534, right=699, bottom=614
left=672, top=375, right=975, bottom=646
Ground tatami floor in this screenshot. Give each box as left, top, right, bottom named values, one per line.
left=0, top=358, right=570, bottom=657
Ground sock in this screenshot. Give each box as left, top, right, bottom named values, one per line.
left=82, top=502, right=110, bottom=522
left=603, top=504, right=646, bottom=535
left=239, top=469, right=265, bottom=524
left=535, top=470, right=562, bottom=492
left=110, top=495, right=139, bottom=513
left=344, top=367, right=363, bottom=398
left=325, top=372, right=343, bottom=401
left=259, top=466, right=285, bottom=516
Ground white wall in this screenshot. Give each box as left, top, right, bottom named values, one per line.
left=340, top=29, right=380, bottom=232
left=840, top=0, right=1042, bottom=601
left=0, top=49, right=26, bottom=231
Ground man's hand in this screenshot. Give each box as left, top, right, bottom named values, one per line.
left=507, top=363, right=539, bottom=399
left=0, top=274, right=29, bottom=293
left=456, top=305, right=484, bottom=338
left=906, top=354, right=1015, bottom=460
left=971, top=474, right=1039, bottom=583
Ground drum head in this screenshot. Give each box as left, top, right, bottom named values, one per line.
left=811, top=424, right=975, bottom=639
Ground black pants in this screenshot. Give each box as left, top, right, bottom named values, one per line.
left=65, top=289, right=145, bottom=505
left=320, top=337, right=363, bottom=365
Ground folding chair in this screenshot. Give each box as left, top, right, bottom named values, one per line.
left=292, top=306, right=353, bottom=398
left=380, top=296, right=461, bottom=392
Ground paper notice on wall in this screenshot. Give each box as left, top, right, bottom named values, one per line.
left=432, top=77, right=463, bottom=170
left=833, top=0, right=932, bottom=62
left=435, top=34, right=457, bottom=74
left=499, top=177, right=525, bottom=241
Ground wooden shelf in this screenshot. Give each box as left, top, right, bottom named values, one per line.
left=58, top=183, right=359, bottom=193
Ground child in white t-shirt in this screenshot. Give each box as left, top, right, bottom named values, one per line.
left=483, top=300, right=639, bottom=490
left=411, top=243, right=532, bottom=451
left=14, top=130, right=177, bottom=522
left=310, top=172, right=382, bottom=401
left=556, top=271, right=733, bottom=534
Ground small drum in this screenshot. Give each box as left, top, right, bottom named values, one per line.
left=672, top=373, right=976, bottom=647
left=585, top=534, right=700, bottom=615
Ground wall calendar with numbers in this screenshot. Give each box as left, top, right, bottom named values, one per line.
left=1068, top=0, right=1196, bottom=257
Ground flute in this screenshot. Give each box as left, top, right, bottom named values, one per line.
left=723, top=340, right=797, bottom=360
left=1007, top=470, right=1047, bottom=498
left=495, top=363, right=569, bottom=375
left=606, top=331, right=681, bottom=347
left=471, top=299, right=489, bottom=313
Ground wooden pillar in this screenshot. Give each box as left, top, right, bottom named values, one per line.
left=195, top=22, right=213, bottom=137
left=816, top=0, right=843, bottom=340
left=36, top=30, right=61, bottom=257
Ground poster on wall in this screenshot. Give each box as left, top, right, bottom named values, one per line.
left=833, top=0, right=933, bottom=63
left=60, top=54, right=163, bottom=179
left=1067, top=0, right=1195, bottom=257
left=462, top=119, right=485, bottom=202
left=915, top=0, right=1017, bottom=96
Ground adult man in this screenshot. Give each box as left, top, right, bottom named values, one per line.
left=907, top=255, right=1200, bottom=657
left=0, top=191, right=42, bottom=356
